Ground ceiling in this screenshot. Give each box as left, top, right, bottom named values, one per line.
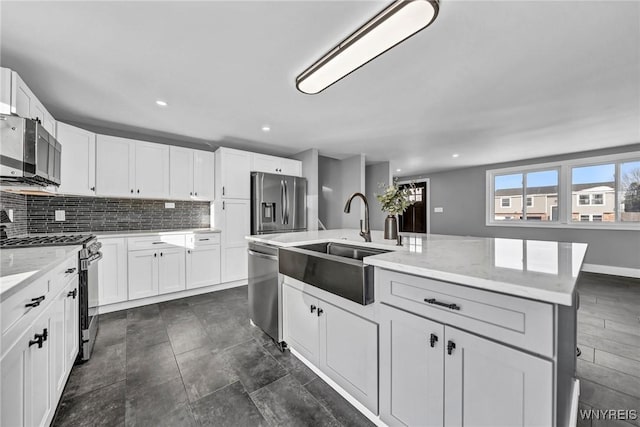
left=1, top=1, right=639, bottom=176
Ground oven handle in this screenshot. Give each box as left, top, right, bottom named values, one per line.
left=81, top=251, right=103, bottom=270
left=89, top=252, right=103, bottom=264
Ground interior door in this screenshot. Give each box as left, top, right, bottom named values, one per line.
left=399, top=181, right=427, bottom=233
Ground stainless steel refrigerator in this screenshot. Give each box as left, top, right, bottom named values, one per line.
left=250, top=172, right=307, bottom=235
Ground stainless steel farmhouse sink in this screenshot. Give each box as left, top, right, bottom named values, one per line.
left=278, top=242, right=391, bottom=305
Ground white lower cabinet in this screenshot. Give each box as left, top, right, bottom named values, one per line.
left=283, top=284, right=378, bottom=413
left=98, top=238, right=128, bottom=305
left=380, top=305, right=553, bottom=427
left=186, top=245, right=221, bottom=289
left=128, top=247, right=186, bottom=300
left=216, top=199, right=250, bottom=282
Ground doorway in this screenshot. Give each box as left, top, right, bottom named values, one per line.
left=398, top=180, right=429, bottom=233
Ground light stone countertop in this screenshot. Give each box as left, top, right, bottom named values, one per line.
left=93, top=228, right=221, bottom=238
left=246, top=229, right=588, bottom=306
left=0, top=245, right=82, bottom=301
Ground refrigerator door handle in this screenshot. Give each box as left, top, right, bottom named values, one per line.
left=280, top=179, right=285, bottom=225
left=284, top=180, right=289, bottom=224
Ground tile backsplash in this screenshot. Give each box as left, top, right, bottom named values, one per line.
left=26, top=195, right=210, bottom=234
left=0, top=192, right=28, bottom=237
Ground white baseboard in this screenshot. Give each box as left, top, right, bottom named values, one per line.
left=289, top=347, right=387, bottom=427
left=582, top=263, right=640, bottom=279
left=97, top=279, right=248, bottom=314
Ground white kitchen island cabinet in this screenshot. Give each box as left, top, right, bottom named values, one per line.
left=283, top=282, right=378, bottom=414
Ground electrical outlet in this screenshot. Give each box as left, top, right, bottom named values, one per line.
left=434, top=207, right=444, bottom=213
left=55, top=210, right=66, bottom=221
left=165, top=202, right=175, bottom=209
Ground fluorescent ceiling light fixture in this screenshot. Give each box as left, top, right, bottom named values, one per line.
left=262, top=125, right=271, bottom=132
left=296, top=0, right=440, bottom=94
left=156, top=100, right=168, bottom=107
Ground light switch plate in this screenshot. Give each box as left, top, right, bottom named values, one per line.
left=55, top=210, right=66, bottom=221
left=434, top=207, right=444, bottom=213
left=165, top=202, right=175, bottom=209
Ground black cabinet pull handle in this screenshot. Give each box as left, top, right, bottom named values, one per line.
left=187, top=249, right=191, bottom=254
left=222, top=186, right=225, bottom=196
left=310, top=305, right=316, bottom=313
left=195, top=192, right=198, bottom=196
left=447, top=340, right=456, bottom=355
left=317, top=308, right=324, bottom=317
left=90, top=186, right=96, bottom=191
left=67, top=289, right=77, bottom=299
left=223, top=201, right=225, bottom=210
left=65, top=267, right=76, bottom=274
left=131, top=189, right=134, bottom=193
left=29, top=328, right=48, bottom=348
left=154, top=253, right=157, bottom=258
left=25, top=295, right=45, bottom=308
left=424, top=298, right=460, bottom=311
left=430, top=333, right=438, bottom=348
left=160, top=252, right=163, bottom=257
left=190, top=192, right=193, bottom=196
left=137, top=189, right=140, bottom=194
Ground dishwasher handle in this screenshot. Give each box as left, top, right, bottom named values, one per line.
left=248, top=249, right=278, bottom=261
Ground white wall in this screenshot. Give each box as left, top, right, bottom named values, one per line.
left=318, top=154, right=365, bottom=229
left=292, top=148, right=319, bottom=231
left=365, top=162, right=391, bottom=231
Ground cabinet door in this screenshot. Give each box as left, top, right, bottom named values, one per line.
left=1, top=325, right=32, bottom=427
left=13, top=72, right=35, bottom=118
left=42, top=112, right=56, bottom=137
left=169, top=146, right=194, bottom=200
left=96, top=135, right=134, bottom=197
left=282, top=285, right=319, bottom=364
left=98, top=238, right=128, bottom=305
left=251, top=153, right=281, bottom=174
left=158, top=247, right=186, bottom=295
left=57, top=122, right=96, bottom=196
left=64, top=276, right=79, bottom=371
left=444, top=326, right=553, bottom=427
left=379, top=305, right=444, bottom=427
left=193, top=150, right=215, bottom=200
left=134, top=141, right=170, bottom=198
left=280, top=158, right=302, bottom=177
left=218, top=148, right=251, bottom=199
left=319, top=301, right=378, bottom=414
left=219, top=199, right=250, bottom=282
left=51, top=286, right=67, bottom=400
left=26, top=306, right=53, bottom=427
left=186, top=245, right=221, bottom=289
left=128, top=249, right=159, bottom=300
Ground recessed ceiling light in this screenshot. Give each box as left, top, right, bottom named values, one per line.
left=262, top=125, right=271, bottom=132
left=156, top=100, right=168, bottom=107
left=296, top=0, right=440, bottom=94
left=452, top=153, right=459, bottom=158
left=396, top=169, right=402, bottom=172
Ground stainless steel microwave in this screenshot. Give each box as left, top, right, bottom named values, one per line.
left=0, top=114, right=61, bottom=186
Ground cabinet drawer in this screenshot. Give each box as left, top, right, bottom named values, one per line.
left=128, top=234, right=186, bottom=250
left=49, top=256, right=78, bottom=296
left=1, top=276, right=49, bottom=336
left=378, top=269, right=554, bottom=357
left=190, top=233, right=220, bottom=247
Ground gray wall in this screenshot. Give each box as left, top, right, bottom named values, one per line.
left=292, top=149, right=319, bottom=231
left=404, top=144, right=640, bottom=269
left=366, top=162, right=391, bottom=231
left=318, top=154, right=365, bottom=229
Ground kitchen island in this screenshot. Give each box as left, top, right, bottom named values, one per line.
left=247, top=229, right=587, bottom=427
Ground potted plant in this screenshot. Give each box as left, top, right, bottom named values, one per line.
left=375, top=180, right=416, bottom=240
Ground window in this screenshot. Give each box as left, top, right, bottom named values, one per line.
left=487, top=152, right=640, bottom=228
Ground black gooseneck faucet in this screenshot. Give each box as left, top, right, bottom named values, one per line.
left=343, top=192, right=371, bottom=242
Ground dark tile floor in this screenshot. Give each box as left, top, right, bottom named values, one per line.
left=53, top=286, right=374, bottom=427
left=576, top=273, right=640, bottom=427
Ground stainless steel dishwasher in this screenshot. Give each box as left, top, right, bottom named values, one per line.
left=248, top=241, right=284, bottom=350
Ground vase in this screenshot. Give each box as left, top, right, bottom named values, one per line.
left=384, top=215, right=398, bottom=240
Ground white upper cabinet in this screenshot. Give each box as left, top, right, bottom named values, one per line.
left=215, top=147, right=251, bottom=199
left=96, top=135, right=135, bottom=197
left=169, top=147, right=215, bottom=201
left=169, top=146, right=194, bottom=199
left=134, top=141, right=170, bottom=198
left=251, top=153, right=301, bottom=177
left=0, top=68, right=56, bottom=136
left=193, top=150, right=215, bottom=200
left=96, top=135, right=170, bottom=199
left=56, top=122, right=96, bottom=196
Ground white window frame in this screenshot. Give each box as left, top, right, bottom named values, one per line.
left=591, top=193, right=604, bottom=205
left=486, top=151, right=640, bottom=230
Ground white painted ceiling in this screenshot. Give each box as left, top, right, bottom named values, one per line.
left=1, top=1, right=639, bottom=176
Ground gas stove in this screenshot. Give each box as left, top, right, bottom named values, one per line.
left=0, top=234, right=95, bottom=248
